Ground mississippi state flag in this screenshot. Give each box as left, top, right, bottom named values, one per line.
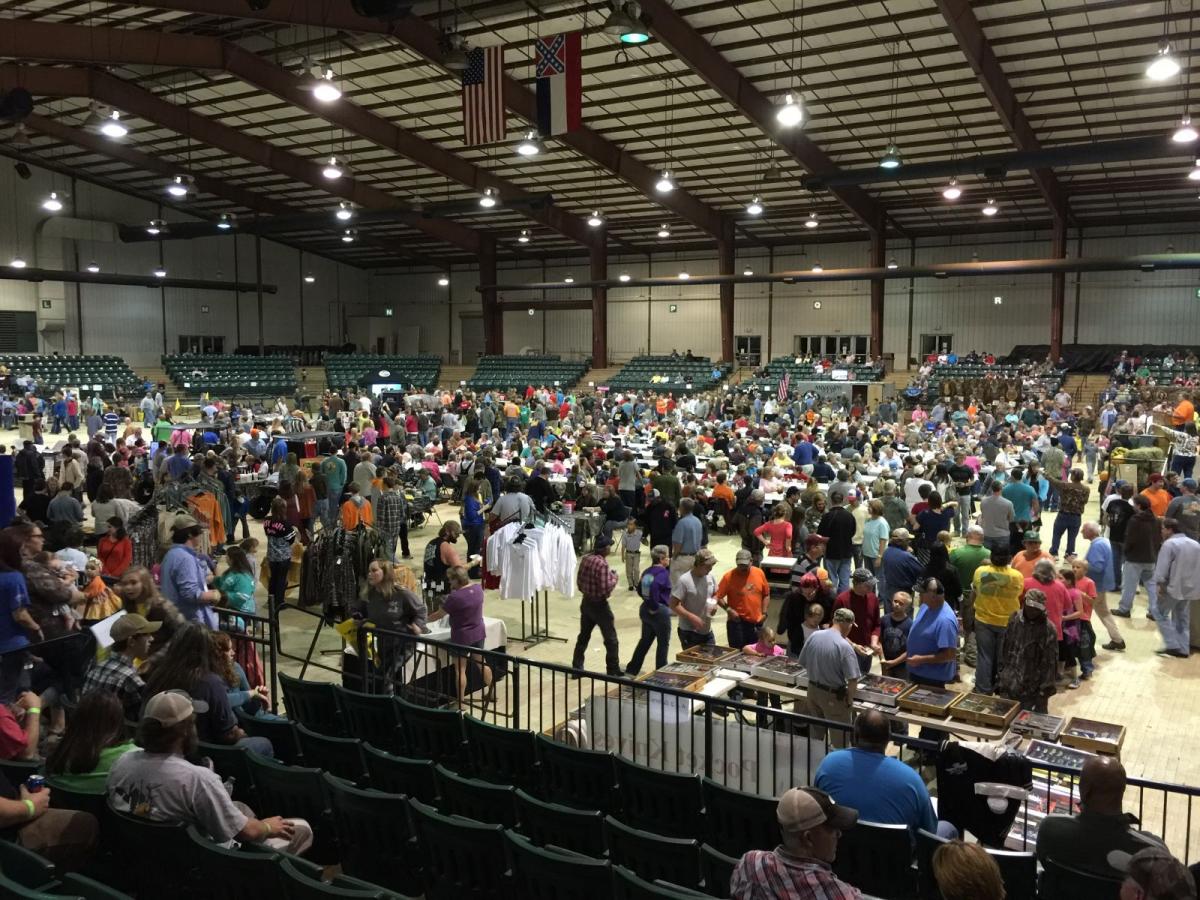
left=535, top=32, right=581, bottom=136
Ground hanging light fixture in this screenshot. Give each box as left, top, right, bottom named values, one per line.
left=878, top=142, right=902, bottom=169
left=335, top=201, right=354, bottom=221
left=603, top=2, right=650, bottom=44
left=82, top=103, right=104, bottom=133
left=322, top=155, right=344, bottom=179
left=564, top=274, right=575, bottom=283
left=655, top=169, right=675, bottom=193
left=99, top=110, right=127, bottom=139
left=587, top=210, right=604, bottom=227
left=41, top=191, right=64, bottom=213
left=438, top=275, right=450, bottom=286
left=775, top=91, right=806, bottom=128
left=304, top=273, right=316, bottom=283
left=440, top=31, right=470, bottom=71
left=1148, top=37, right=1182, bottom=80
left=942, top=178, right=962, bottom=200
left=805, top=212, right=819, bottom=229
left=1188, top=159, right=1200, bottom=180
left=657, top=223, right=671, bottom=238
left=8, top=124, right=32, bottom=149
left=515, top=131, right=544, bottom=157
left=517, top=229, right=531, bottom=243
left=341, top=228, right=358, bottom=243
left=165, top=175, right=192, bottom=198
left=307, top=64, right=342, bottom=102
left=85, top=261, right=100, bottom=274
left=153, top=265, right=167, bottom=278
left=746, top=196, right=764, bottom=216
left=743, top=267, right=754, bottom=276
left=146, top=219, right=165, bottom=235
left=618, top=272, right=631, bottom=282
left=981, top=197, right=999, bottom=216
left=812, top=261, right=823, bottom=272
left=887, top=257, right=898, bottom=270
left=1175, top=115, right=1199, bottom=142
left=478, top=187, right=498, bottom=208
left=216, top=213, right=235, bottom=230
left=776, top=0, right=809, bottom=128
left=678, top=271, right=690, bottom=280
left=8, top=255, right=26, bottom=269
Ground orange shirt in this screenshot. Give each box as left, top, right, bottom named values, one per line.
left=1141, top=486, right=1170, bottom=518
left=716, top=566, right=770, bottom=623
left=1172, top=398, right=1195, bottom=427
left=1011, top=549, right=1053, bottom=579
left=712, top=483, right=735, bottom=508
left=341, top=498, right=375, bottom=529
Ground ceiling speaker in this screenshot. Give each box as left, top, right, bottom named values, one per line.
left=0, top=88, right=33, bottom=123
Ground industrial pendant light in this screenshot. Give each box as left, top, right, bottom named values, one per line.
left=743, top=267, right=754, bottom=276
left=657, top=223, right=671, bottom=238
left=322, top=155, right=344, bottom=179
left=677, top=271, right=690, bottom=280
left=887, top=257, right=898, bottom=270
left=85, top=261, right=100, bottom=274
left=517, top=229, right=531, bottom=243
left=341, top=228, right=358, bottom=243
left=942, top=178, right=962, bottom=200
left=515, top=131, right=544, bottom=157
left=335, top=201, right=354, bottom=221
left=440, top=31, right=470, bottom=71
left=981, top=197, right=999, bottom=216
left=746, top=196, right=764, bottom=216
left=1188, top=158, right=1200, bottom=180
left=41, top=191, right=64, bottom=213
left=437, top=275, right=450, bottom=286
left=776, top=0, right=809, bottom=128
left=603, top=2, right=649, bottom=44
left=165, top=175, right=192, bottom=198
left=216, top=213, right=235, bottom=230
left=775, top=92, right=805, bottom=128
left=8, top=124, right=31, bottom=149
left=564, top=274, right=575, bottom=283
left=82, top=103, right=104, bottom=133
left=618, top=272, right=631, bottom=282
left=1175, top=115, right=1199, bottom=142
left=153, top=265, right=167, bottom=278
left=304, top=273, right=316, bottom=283
left=805, top=212, right=819, bottom=229
left=146, top=219, right=165, bottom=235
left=655, top=169, right=675, bottom=193
left=308, top=65, right=342, bottom=102
left=1148, top=37, right=1182, bottom=80
left=587, top=211, right=604, bottom=227
left=8, top=255, right=26, bottom=269
left=878, top=143, right=902, bottom=169
left=478, top=187, right=498, bottom=208
left=811, top=261, right=823, bottom=273
left=100, top=110, right=127, bottom=139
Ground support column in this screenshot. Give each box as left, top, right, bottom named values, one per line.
left=869, top=228, right=885, bottom=360
left=479, top=236, right=501, bottom=355
left=717, top=219, right=735, bottom=364
left=1049, top=211, right=1067, bottom=361
left=590, top=242, right=608, bottom=368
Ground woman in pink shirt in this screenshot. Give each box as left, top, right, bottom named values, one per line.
left=753, top=504, right=794, bottom=557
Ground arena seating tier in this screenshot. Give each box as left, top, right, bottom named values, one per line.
left=0, top=354, right=139, bottom=394
left=741, top=359, right=884, bottom=394
left=606, top=356, right=731, bottom=394
left=163, top=353, right=297, bottom=396
left=466, top=355, right=588, bottom=391
left=324, top=354, right=442, bottom=392
left=906, top=362, right=1066, bottom=405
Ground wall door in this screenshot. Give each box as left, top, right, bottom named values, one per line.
left=0, top=312, right=37, bottom=352
left=460, top=314, right=485, bottom=363
left=919, top=333, right=953, bottom=357
left=736, top=335, right=762, bottom=367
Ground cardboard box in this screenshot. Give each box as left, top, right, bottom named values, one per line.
left=897, top=684, right=962, bottom=717
left=856, top=674, right=909, bottom=708
left=1024, top=739, right=1095, bottom=772
left=1061, top=717, right=1125, bottom=756
left=1009, top=710, right=1066, bottom=742
left=676, top=644, right=740, bottom=665
left=948, top=692, right=1021, bottom=728
left=749, top=657, right=809, bottom=687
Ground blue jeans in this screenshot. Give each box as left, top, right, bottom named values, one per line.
left=1050, top=512, right=1081, bottom=557
left=1156, top=592, right=1192, bottom=654
left=974, top=622, right=1007, bottom=694
left=726, top=617, right=760, bottom=650
left=1118, top=561, right=1158, bottom=615
left=236, top=735, right=274, bottom=757
left=626, top=605, right=672, bottom=674
left=677, top=628, right=715, bottom=650
left=825, top=558, right=852, bottom=595
left=1111, top=543, right=1125, bottom=590
left=956, top=493, right=972, bottom=534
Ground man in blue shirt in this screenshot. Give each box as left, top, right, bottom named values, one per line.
left=669, top=498, right=705, bottom=585
left=165, top=445, right=193, bottom=481
left=907, top=576, right=960, bottom=741
left=1001, top=468, right=1039, bottom=526
left=879, top=529, right=924, bottom=613
left=160, top=516, right=221, bottom=629
left=792, top=436, right=815, bottom=470
left=815, top=710, right=956, bottom=839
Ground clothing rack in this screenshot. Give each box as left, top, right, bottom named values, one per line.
left=499, top=511, right=567, bottom=648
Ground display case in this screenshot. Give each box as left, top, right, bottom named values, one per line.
left=948, top=692, right=1021, bottom=728
left=749, top=657, right=809, bottom=687
left=856, top=674, right=909, bottom=708
left=676, top=644, right=740, bottom=665
left=719, top=652, right=765, bottom=674
left=1060, top=717, right=1125, bottom=756
left=654, top=662, right=716, bottom=682
left=1024, top=739, right=1095, bottom=772
left=635, top=670, right=710, bottom=693
left=897, top=684, right=962, bottom=717
left=1009, top=710, right=1066, bottom=742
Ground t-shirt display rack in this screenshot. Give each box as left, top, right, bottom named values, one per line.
left=487, top=510, right=574, bottom=648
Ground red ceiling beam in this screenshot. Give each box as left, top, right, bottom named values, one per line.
left=0, top=63, right=481, bottom=255
left=934, top=0, right=1066, bottom=223
left=102, top=0, right=730, bottom=239
left=636, top=0, right=885, bottom=235
left=19, top=112, right=438, bottom=267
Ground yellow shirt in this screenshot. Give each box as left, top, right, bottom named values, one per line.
left=972, top=564, right=1025, bottom=627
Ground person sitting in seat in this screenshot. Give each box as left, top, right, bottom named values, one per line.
left=932, top=841, right=1005, bottom=900
left=814, top=709, right=957, bottom=840
left=1036, top=756, right=1165, bottom=882
left=1116, top=846, right=1196, bottom=900
left=107, top=690, right=312, bottom=854
left=731, top=786, right=861, bottom=899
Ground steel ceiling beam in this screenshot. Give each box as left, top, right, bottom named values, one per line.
left=19, top=112, right=439, bottom=267
left=0, top=64, right=481, bottom=255
left=636, top=0, right=886, bottom=236
left=0, top=266, right=276, bottom=293
left=109, top=0, right=730, bottom=240
left=934, top=0, right=1066, bottom=223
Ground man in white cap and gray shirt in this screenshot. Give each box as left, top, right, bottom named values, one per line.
left=107, top=690, right=313, bottom=855
left=797, top=607, right=861, bottom=749
left=730, top=786, right=860, bottom=899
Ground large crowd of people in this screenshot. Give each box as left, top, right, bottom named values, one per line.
left=0, top=346, right=1195, bottom=896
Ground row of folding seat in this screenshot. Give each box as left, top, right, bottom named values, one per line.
left=467, top=355, right=587, bottom=390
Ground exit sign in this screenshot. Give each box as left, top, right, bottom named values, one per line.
left=669, top=304, right=678, bottom=313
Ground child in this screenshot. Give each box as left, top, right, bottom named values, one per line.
left=621, top=519, right=643, bottom=591
left=880, top=591, right=913, bottom=678
left=81, top=557, right=123, bottom=623
left=744, top=625, right=785, bottom=657
left=214, top=546, right=265, bottom=688
left=801, top=603, right=825, bottom=646
left=239, top=537, right=261, bottom=586
left=1068, top=560, right=1097, bottom=682
left=1058, top=567, right=1085, bottom=690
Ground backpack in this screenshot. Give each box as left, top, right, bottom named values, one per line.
left=637, top=566, right=656, bottom=602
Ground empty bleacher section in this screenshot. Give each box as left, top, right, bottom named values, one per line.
left=466, top=355, right=588, bottom=391
left=0, top=354, right=139, bottom=393
left=606, top=355, right=731, bottom=394
left=164, top=353, right=297, bottom=396
left=325, top=354, right=442, bottom=392
left=742, top=359, right=884, bottom=394
left=904, top=362, right=1067, bottom=406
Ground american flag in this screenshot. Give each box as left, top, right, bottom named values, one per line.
left=778, top=369, right=791, bottom=403
left=462, top=46, right=505, bottom=146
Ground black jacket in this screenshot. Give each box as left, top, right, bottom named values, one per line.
left=1123, top=508, right=1163, bottom=564
left=818, top=506, right=857, bottom=559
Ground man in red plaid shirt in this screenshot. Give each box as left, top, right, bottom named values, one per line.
left=572, top=534, right=622, bottom=677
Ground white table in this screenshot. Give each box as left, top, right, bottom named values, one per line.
left=399, top=615, right=508, bottom=683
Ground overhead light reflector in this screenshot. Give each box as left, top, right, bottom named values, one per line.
left=518, top=229, right=531, bottom=243
left=587, top=210, right=604, bottom=227
left=879, top=143, right=902, bottom=169
left=655, top=169, right=675, bottom=193
left=99, top=110, right=128, bottom=139
left=438, top=275, right=450, bottom=286
left=335, top=202, right=354, bottom=221
left=657, top=223, right=671, bottom=238
left=942, top=178, right=962, bottom=200
left=304, top=273, right=315, bottom=283
left=981, top=197, right=999, bottom=216
left=746, top=196, right=763, bottom=216
left=322, top=155, right=344, bottom=179
left=85, top=261, right=100, bottom=274
left=41, top=191, right=63, bottom=212
left=153, top=265, right=167, bottom=278
left=1148, top=38, right=1182, bottom=81
left=603, top=2, right=650, bottom=44
left=618, top=272, right=631, bottom=282
left=776, top=91, right=805, bottom=128
left=1175, top=115, right=1200, bottom=142
left=515, top=131, right=543, bottom=157
left=805, top=212, right=819, bottom=229
left=9, top=255, right=26, bottom=269
left=479, top=187, right=498, bottom=208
